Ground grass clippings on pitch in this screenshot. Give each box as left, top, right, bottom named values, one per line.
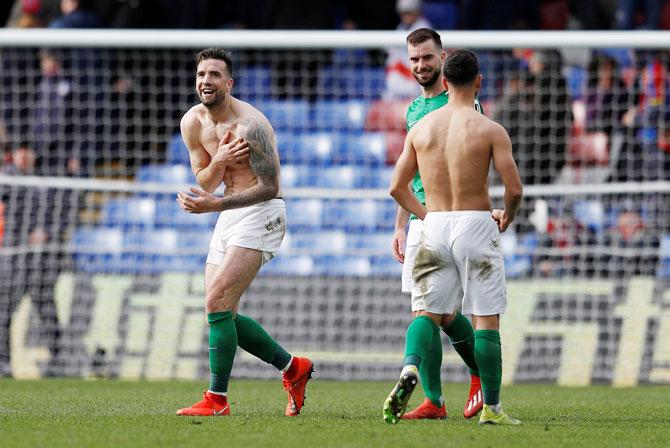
left=0, top=379, right=668, bottom=448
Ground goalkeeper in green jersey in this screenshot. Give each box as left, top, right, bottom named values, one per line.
left=387, top=49, right=523, bottom=426
left=388, top=28, right=485, bottom=421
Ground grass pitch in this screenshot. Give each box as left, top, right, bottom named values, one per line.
left=0, top=379, right=668, bottom=448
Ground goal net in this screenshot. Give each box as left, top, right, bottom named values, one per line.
left=0, top=30, right=669, bottom=385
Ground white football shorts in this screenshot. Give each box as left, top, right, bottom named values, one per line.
left=206, top=198, right=286, bottom=266
left=411, top=211, right=507, bottom=316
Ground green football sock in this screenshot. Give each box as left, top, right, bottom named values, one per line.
left=235, top=313, right=292, bottom=371
left=418, top=325, right=444, bottom=407
left=207, top=311, right=238, bottom=394
left=474, top=329, right=502, bottom=405
left=403, top=315, right=439, bottom=368
left=443, top=312, right=480, bottom=377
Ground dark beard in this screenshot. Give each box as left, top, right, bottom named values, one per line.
left=414, top=69, right=440, bottom=88
left=198, top=90, right=225, bottom=108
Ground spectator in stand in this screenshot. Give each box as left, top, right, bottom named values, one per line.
left=33, top=49, right=82, bottom=176
left=603, top=208, right=659, bottom=277
left=0, top=144, right=80, bottom=377
left=586, top=55, right=631, bottom=137
left=49, top=0, right=101, bottom=28
left=383, top=0, right=432, bottom=99
left=623, top=51, right=670, bottom=180
left=615, top=0, right=662, bottom=29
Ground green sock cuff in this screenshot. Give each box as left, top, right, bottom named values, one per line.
left=208, top=311, right=233, bottom=324
left=415, top=315, right=439, bottom=330
left=475, top=329, right=501, bottom=344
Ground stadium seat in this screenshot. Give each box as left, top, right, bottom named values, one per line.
left=71, top=227, right=124, bottom=272
left=313, top=255, right=371, bottom=276
left=313, top=100, right=369, bottom=132
left=318, top=67, right=385, bottom=100
left=356, top=166, right=394, bottom=189
left=313, top=166, right=356, bottom=189
left=166, top=133, right=190, bottom=166
left=137, top=164, right=195, bottom=184
left=347, top=232, right=394, bottom=255
left=659, top=234, right=670, bottom=278
left=322, top=199, right=377, bottom=231
left=376, top=199, right=398, bottom=231
left=235, top=66, right=272, bottom=101
left=283, top=230, right=347, bottom=256
left=566, top=65, right=586, bottom=100
left=284, top=198, right=323, bottom=229
left=337, top=132, right=387, bottom=166
left=500, top=231, right=537, bottom=278
left=574, top=200, right=605, bottom=232
left=155, top=198, right=215, bottom=229
left=277, top=132, right=335, bottom=166
left=365, top=99, right=410, bottom=132
left=369, top=255, right=403, bottom=276
left=259, top=255, right=315, bottom=276
left=100, top=198, right=156, bottom=228
left=256, top=100, right=311, bottom=132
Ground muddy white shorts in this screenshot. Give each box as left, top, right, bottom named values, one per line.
left=411, top=211, right=507, bottom=316
left=402, top=219, right=422, bottom=295
left=206, top=199, right=286, bottom=266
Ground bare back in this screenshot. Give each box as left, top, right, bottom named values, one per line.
left=181, top=97, right=281, bottom=198
left=410, top=104, right=496, bottom=212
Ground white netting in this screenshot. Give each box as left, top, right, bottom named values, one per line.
left=0, top=30, right=669, bottom=385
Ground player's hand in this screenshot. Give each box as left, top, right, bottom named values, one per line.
left=391, top=228, right=407, bottom=263
left=213, top=131, right=249, bottom=166
left=177, top=187, right=222, bottom=214
left=491, top=209, right=512, bottom=232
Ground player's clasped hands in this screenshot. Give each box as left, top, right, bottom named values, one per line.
left=213, top=131, right=250, bottom=166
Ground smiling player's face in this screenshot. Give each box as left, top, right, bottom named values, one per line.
left=195, top=59, right=233, bottom=108
left=408, top=40, right=445, bottom=88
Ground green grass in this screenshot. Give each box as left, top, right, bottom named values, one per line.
left=0, top=379, right=668, bottom=448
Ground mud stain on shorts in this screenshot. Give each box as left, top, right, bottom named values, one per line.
left=472, top=259, right=494, bottom=281
left=412, top=243, right=445, bottom=295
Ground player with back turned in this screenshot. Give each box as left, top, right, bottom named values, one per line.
left=391, top=28, right=484, bottom=420
left=386, top=49, right=523, bottom=425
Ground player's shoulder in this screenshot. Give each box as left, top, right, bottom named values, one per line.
left=235, top=97, right=273, bottom=130
left=180, top=104, right=204, bottom=129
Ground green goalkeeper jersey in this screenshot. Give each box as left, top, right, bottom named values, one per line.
left=405, top=91, right=484, bottom=220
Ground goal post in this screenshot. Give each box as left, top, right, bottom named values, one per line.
left=0, top=29, right=669, bottom=385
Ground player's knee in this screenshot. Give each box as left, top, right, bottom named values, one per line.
left=205, top=289, right=234, bottom=313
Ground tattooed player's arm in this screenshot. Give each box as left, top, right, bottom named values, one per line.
left=177, top=117, right=279, bottom=214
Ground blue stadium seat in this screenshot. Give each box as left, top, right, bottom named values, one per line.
left=347, top=232, right=394, bottom=255
left=71, top=227, right=124, bottom=272
left=501, top=231, right=537, bottom=278
left=235, top=66, right=272, bottom=101
left=166, top=133, right=190, bottom=166
left=100, top=198, right=156, bottom=228
left=284, top=198, right=323, bottom=229
left=356, top=166, right=394, bottom=189
left=256, top=100, right=311, bottom=132
left=313, top=100, right=369, bottom=132
left=283, top=230, right=347, bottom=256
left=313, top=166, right=357, bottom=189
left=574, top=200, right=605, bottom=232
left=259, top=255, right=315, bottom=276
left=155, top=198, right=215, bottom=229
left=322, top=199, right=378, bottom=231
left=376, top=199, right=398, bottom=231
left=318, top=67, right=385, bottom=100
left=566, top=66, right=586, bottom=100
left=336, top=132, right=387, bottom=166
left=137, top=164, right=195, bottom=184
left=313, top=255, right=371, bottom=276
left=277, top=132, right=335, bottom=165
left=423, top=1, right=459, bottom=30
left=369, top=255, right=403, bottom=276
left=659, top=234, right=670, bottom=278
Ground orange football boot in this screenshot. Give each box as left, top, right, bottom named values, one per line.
left=402, top=398, right=448, bottom=420
left=463, top=374, right=483, bottom=418
left=282, top=357, right=314, bottom=416
left=176, top=391, right=230, bottom=416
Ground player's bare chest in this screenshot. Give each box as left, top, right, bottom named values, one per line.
left=200, top=122, right=246, bottom=155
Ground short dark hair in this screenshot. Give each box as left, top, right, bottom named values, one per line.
left=442, top=49, right=479, bottom=86
left=406, top=28, right=442, bottom=49
left=195, top=48, right=233, bottom=78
